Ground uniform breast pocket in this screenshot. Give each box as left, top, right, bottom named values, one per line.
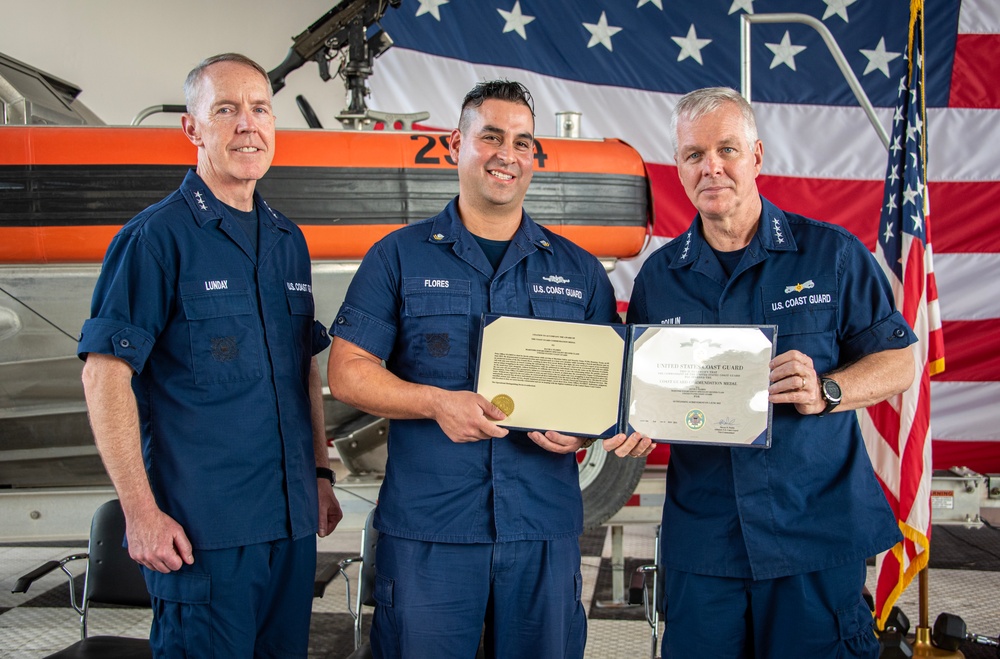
left=762, top=279, right=838, bottom=357
left=402, top=279, right=472, bottom=380
left=529, top=298, right=586, bottom=321
left=286, top=289, right=315, bottom=369
left=527, top=270, right=587, bottom=321
left=180, top=286, right=262, bottom=385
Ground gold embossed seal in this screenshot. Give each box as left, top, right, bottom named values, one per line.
left=491, top=394, right=515, bottom=416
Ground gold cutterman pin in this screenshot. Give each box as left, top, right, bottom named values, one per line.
left=491, top=394, right=514, bottom=416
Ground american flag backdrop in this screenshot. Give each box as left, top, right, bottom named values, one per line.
left=859, top=1, right=942, bottom=626
left=367, top=0, right=1000, bottom=472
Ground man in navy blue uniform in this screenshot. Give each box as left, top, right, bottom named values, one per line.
left=79, top=53, right=342, bottom=657
left=327, top=80, right=652, bottom=658
left=614, top=87, right=917, bottom=658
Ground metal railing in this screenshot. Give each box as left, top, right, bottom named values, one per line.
left=740, top=12, right=890, bottom=151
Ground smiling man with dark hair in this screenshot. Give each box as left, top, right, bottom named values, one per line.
left=328, top=79, right=650, bottom=658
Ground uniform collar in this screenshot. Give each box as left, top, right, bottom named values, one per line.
left=426, top=196, right=554, bottom=254
left=756, top=196, right=796, bottom=252
left=179, top=169, right=290, bottom=234
left=669, top=195, right=796, bottom=269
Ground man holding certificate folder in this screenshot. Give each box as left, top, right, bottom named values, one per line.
left=327, top=80, right=653, bottom=658
left=620, top=87, right=917, bottom=658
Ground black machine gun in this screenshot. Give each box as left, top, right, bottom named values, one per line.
left=268, top=0, right=403, bottom=127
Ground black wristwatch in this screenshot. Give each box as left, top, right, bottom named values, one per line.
left=316, top=467, right=336, bottom=486
left=818, top=377, right=842, bottom=417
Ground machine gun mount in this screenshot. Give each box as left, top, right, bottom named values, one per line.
left=268, top=0, right=428, bottom=130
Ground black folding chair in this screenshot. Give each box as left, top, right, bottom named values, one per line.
left=12, top=498, right=152, bottom=658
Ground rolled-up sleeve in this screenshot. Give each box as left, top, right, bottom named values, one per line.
left=311, top=320, right=331, bottom=356
left=77, top=230, right=171, bottom=374
left=78, top=319, right=156, bottom=373
left=838, top=237, right=918, bottom=362
left=331, top=304, right=397, bottom=361
left=842, top=311, right=916, bottom=361
left=331, top=243, right=399, bottom=361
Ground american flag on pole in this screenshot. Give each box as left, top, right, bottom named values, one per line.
left=368, top=1, right=999, bottom=472
left=859, top=0, right=945, bottom=627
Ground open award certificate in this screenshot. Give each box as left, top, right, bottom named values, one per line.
left=474, top=314, right=776, bottom=448
left=628, top=324, right=775, bottom=447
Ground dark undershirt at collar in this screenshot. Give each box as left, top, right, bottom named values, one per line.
left=712, top=244, right=747, bottom=280
left=225, top=203, right=259, bottom=255
left=473, top=234, right=511, bottom=272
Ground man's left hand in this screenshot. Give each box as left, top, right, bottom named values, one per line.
left=528, top=430, right=590, bottom=454
left=768, top=349, right=823, bottom=415
left=317, top=480, right=344, bottom=537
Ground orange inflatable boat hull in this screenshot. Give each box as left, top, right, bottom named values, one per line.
left=0, top=126, right=650, bottom=263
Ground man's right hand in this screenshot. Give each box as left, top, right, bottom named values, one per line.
left=328, top=338, right=510, bottom=443
left=124, top=506, right=195, bottom=573
left=432, top=390, right=510, bottom=443
left=603, top=431, right=656, bottom=459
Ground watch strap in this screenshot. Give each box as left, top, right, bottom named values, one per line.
left=817, top=377, right=841, bottom=417
left=316, top=466, right=336, bottom=485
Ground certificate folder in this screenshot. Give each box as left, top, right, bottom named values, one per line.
left=474, top=314, right=776, bottom=448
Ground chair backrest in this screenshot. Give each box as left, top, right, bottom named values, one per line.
left=84, top=499, right=151, bottom=608
left=358, top=507, right=379, bottom=608
left=349, top=506, right=380, bottom=653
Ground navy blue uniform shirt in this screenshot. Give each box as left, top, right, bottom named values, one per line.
left=78, top=169, right=330, bottom=550
left=332, top=197, right=620, bottom=543
left=628, top=196, right=916, bottom=580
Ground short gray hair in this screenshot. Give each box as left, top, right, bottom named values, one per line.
left=183, top=53, right=270, bottom=114
left=671, top=87, right=759, bottom=154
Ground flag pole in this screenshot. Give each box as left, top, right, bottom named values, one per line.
left=867, top=0, right=948, bottom=649
left=909, top=568, right=964, bottom=657
left=901, top=2, right=959, bottom=655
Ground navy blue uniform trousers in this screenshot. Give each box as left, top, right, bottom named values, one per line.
left=143, top=535, right=315, bottom=658
left=663, top=560, right=878, bottom=659
left=371, top=535, right=587, bottom=658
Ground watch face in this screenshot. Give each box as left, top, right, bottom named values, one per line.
left=822, top=378, right=842, bottom=402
